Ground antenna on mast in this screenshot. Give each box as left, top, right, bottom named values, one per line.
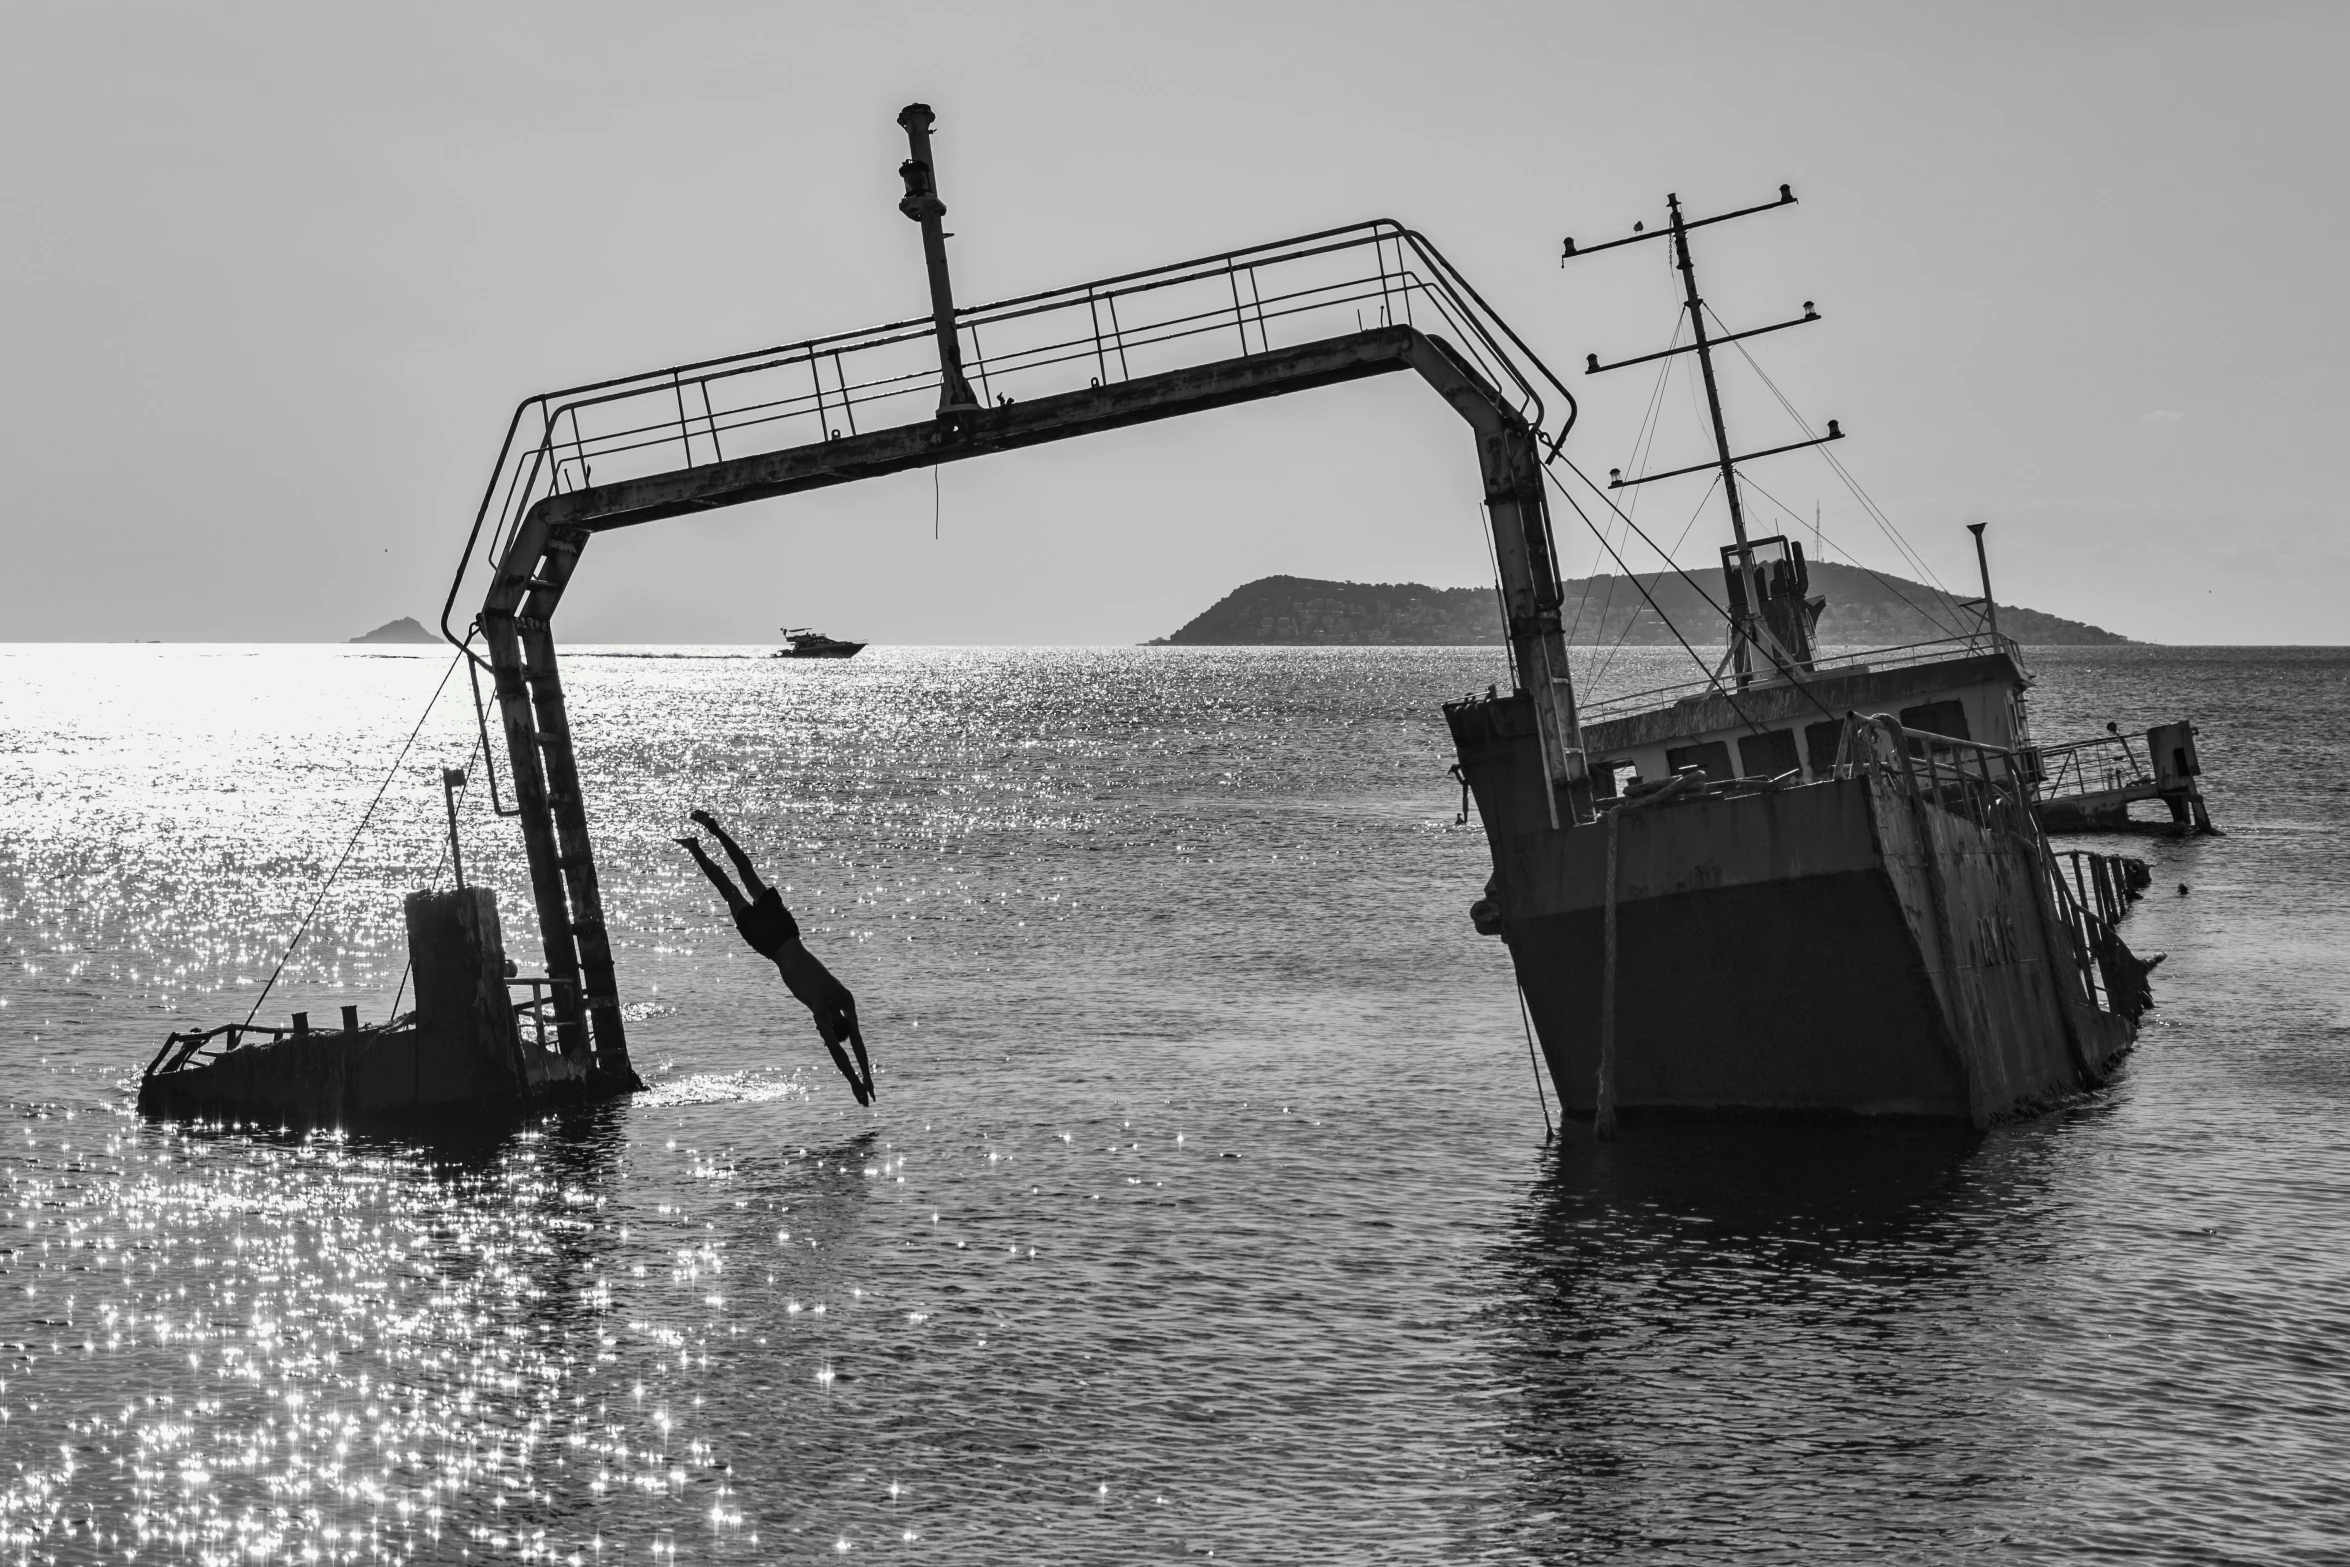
left=1567, top=184, right=1840, bottom=686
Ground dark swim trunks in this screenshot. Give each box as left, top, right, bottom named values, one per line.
left=732, top=886, right=801, bottom=957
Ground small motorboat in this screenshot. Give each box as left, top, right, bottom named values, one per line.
left=772, top=627, right=866, bottom=659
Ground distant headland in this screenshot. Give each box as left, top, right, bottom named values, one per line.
left=349, top=617, right=439, bottom=644
left=1152, top=568, right=2134, bottom=646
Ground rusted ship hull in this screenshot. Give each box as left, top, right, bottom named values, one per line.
left=1451, top=698, right=2143, bottom=1126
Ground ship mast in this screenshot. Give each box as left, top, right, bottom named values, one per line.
left=1667, top=194, right=1760, bottom=680
left=1565, top=185, right=1844, bottom=686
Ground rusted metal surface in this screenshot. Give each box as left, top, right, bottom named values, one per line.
left=1450, top=700, right=2149, bottom=1125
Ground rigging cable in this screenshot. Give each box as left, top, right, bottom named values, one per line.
left=1542, top=453, right=1850, bottom=734
left=1517, top=983, right=1554, bottom=1144
left=1734, top=467, right=1974, bottom=642
left=1569, top=310, right=1683, bottom=646
left=1475, top=503, right=1520, bottom=692
left=242, top=645, right=470, bottom=1027
left=1587, top=470, right=1721, bottom=696
left=1536, top=461, right=1771, bottom=737
left=1541, top=320, right=1842, bottom=727
left=1707, top=306, right=1970, bottom=633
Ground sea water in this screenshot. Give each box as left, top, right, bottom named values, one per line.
left=1, top=643, right=2345, bottom=1562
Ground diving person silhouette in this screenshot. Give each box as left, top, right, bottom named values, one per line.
left=675, top=810, right=876, bottom=1105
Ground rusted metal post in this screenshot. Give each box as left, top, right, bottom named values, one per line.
left=442, top=767, right=467, bottom=889
left=897, top=103, right=980, bottom=415
left=1470, top=410, right=1590, bottom=825
left=1968, top=522, right=2000, bottom=642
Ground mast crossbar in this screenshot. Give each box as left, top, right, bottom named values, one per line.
left=1559, top=184, right=1796, bottom=263
left=1606, top=424, right=1845, bottom=490
left=1585, top=307, right=1818, bottom=376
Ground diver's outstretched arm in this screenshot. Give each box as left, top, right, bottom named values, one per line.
left=675, top=836, right=749, bottom=913
left=689, top=810, right=768, bottom=897
left=813, top=1024, right=872, bottom=1106
left=844, top=1018, right=874, bottom=1103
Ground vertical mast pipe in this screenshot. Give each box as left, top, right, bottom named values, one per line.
left=897, top=103, right=980, bottom=415
left=1668, top=193, right=1757, bottom=678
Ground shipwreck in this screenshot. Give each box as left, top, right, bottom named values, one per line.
left=142, top=106, right=2174, bottom=1132
left=1453, top=188, right=2162, bottom=1127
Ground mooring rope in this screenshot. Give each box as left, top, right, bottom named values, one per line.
left=241, top=645, right=468, bottom=1027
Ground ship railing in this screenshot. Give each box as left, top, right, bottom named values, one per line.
left=143, top=1012, right=385, bottom=1079
left=508, top=975, right=569, bottom=1055
left=1577, top=631, right=2026, bottom=725
left=1837, top=714, right=2038, bottom=836
left=2028, top=730, right=2153, bottom=803
left=442, top=219, right=1576, bottom=639
left=146, top=1022, right=289, bottom=1078
left=1840, top=715, right=2149, bottom=1022
left=2040, top=849, right=2154, bottom=1021
left=147, top=980, right=571, bottom=1079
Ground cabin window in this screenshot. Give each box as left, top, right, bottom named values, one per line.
left=1899, top=700, right=1970, bottom=741
left=1665, top=740, right=1734, bottom=783
left=1804, top=719, right=1844, bottom=777
left=1737, top=729, right=1800, bottom=780
left=1592, top=761, right=1636, bottom=801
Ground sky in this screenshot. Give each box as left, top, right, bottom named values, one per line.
left=2, top=1, right=2343, bottom=645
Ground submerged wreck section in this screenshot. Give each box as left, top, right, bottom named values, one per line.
left=2035, top=720, right=2216, bottom=834
left=141, top=889, right=609, bottom=1128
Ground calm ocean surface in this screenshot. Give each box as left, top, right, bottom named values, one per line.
left=2, top=642, right=2345, bottom=1563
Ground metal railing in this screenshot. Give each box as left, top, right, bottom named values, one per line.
left=509, top=975, right=567, bottom=1055
left=147, top=976, right=571, bottom=1078
left=145, top=1020, right=316, bottom=1079
left=441, top=220, right=1576, bottom=643
left=2042, top=849, right=2154, bottom=1020
left=1838, top=714, right=2037, bottom=835
left=1838, top=715, right=2150, bottom=1024
left=1579, top=630, right=2024, bottom=726
left=2030, top=730, right=2151, bottom=803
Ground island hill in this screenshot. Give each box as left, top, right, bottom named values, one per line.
left=1153, top=567, right=2133, bottom=647
left=349, top=617, right=440, bottom=644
